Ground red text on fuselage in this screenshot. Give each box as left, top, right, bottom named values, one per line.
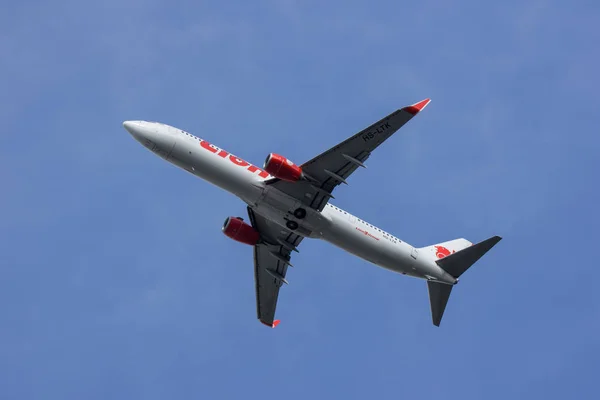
left=200, top=140, right=270, bottom=178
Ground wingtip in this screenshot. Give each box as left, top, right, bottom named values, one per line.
left=260, top=319, right=281, bottom=328
left=486, top=235, right=503, bottom=246
left=403, top=98, right=431, bottom=115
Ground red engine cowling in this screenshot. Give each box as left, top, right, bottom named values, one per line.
left=263, top=153, right=303, bottom=182
left=222, top=217, right=260, bottom=246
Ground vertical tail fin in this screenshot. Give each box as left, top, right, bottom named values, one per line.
left=420, top=238, right=473, bottom=260
left=425, top=235, right=502, bottom=326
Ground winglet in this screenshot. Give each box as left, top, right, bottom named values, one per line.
left=260, top=319, right=281, bottom=328
left=403, top=98, right=431, bottom=115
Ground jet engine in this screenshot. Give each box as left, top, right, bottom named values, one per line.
left=222, top=217, right=260, bottom=245
left=263, top=153, right=303, bottom=182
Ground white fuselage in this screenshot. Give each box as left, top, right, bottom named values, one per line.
left=123, top=121, right=456, bottom=284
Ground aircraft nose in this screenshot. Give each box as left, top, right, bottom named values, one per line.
left=123, top=120, right=175, bottom=158
left=123, top=120, right=142, bottom=135
left=123, top=120, right=150, bottom=144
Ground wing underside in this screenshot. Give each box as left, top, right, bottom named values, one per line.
left=248, top=207, right=303, bottom=327
left=267, top=99, right=430, bottom=211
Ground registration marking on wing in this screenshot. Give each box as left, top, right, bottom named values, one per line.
left=361, top=122, right=392, bottom=142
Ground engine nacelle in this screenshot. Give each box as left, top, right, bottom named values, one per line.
left=263, top=153, right=303, bottom=182
left=222, top=217, right=260, bottom=246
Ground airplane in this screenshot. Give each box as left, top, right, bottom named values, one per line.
left=123, top=98, right=501, bottom=328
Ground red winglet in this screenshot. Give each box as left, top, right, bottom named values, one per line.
left=403, top=98, right=431, bottom=115
left=260, top=319, right=281, bottom=328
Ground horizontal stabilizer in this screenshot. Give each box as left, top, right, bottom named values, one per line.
left=427, top=281, right=453, bottom=327
left=436, top=235, right=502, bottom=278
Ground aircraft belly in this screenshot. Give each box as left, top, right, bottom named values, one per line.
left=320, top=217, right=422, bottom=277
left=322, top=220, right=385, bottom=264
left=252, top=188, right=331, bottom=238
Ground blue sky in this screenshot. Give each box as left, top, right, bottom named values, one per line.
left=1, top=0, right=599, bottom=398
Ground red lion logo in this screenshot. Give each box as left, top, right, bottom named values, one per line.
left=434, top=246, right=455, bottom=259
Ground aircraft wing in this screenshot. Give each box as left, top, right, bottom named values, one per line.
left=267, top=99, right=431, bottom=211
left=247, top=206, right=304, bottom=327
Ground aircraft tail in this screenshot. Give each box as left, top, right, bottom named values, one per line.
left=421, top=238, right=474, bottom=260
left=424, top=235, right=502, bottom=326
